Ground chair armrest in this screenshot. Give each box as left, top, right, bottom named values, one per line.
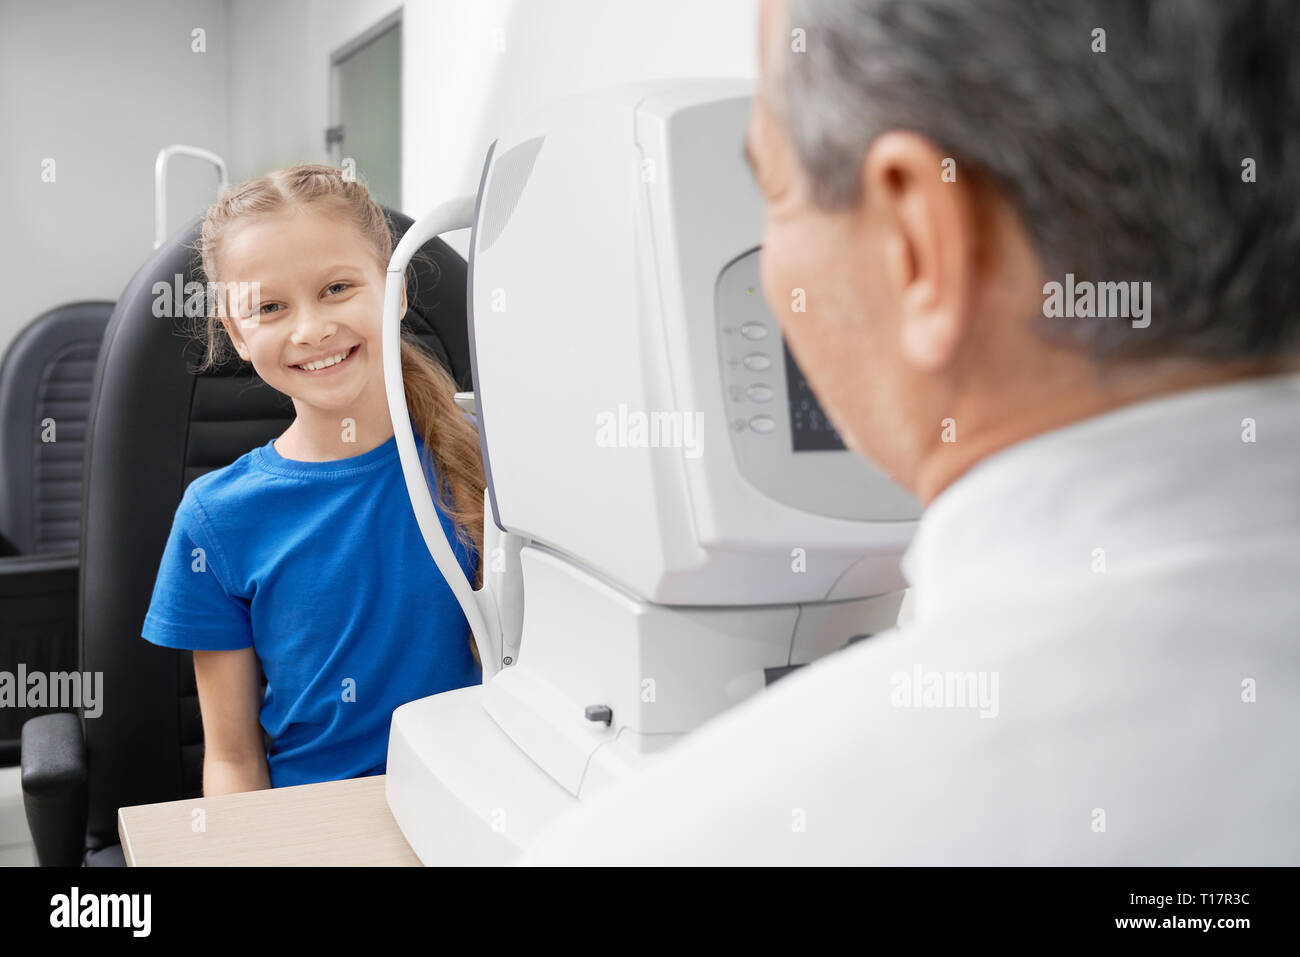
left=0, top=551, right=80, bottom=765
left=0, top=550, right=79, bottom=575
left=21, top=712, right=89, bottom=867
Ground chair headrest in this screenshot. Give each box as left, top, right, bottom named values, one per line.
left=0, top=300, right=113, bottom=552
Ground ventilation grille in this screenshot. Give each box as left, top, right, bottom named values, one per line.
left=478, top=136, right=545, bottom=254
left=31, top=342, right=100, bottom=553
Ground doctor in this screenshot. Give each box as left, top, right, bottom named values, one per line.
left=521, top=0, right=1300, bottom=864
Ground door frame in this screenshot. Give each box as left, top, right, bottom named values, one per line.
left=327, top=8, right=403, bottom=189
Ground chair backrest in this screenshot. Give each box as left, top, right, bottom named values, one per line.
left=79, top=210, right=471, bottom=855
left=0, top=302, right=114, bottom=555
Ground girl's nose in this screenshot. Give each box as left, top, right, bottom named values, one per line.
left=291, top=304, right=335, bottom=342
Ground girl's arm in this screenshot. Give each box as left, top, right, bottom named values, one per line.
left=193, top=647, right=271, bottom=795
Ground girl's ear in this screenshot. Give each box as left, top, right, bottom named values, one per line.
left=220, top=315, right=250, bottom=361
left=400, top=284, right=408, bottom=319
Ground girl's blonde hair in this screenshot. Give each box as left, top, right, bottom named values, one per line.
left=190, top=164, right=486, bottom=633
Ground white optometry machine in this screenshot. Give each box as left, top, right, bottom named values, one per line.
left=379, top=79, right=920, bottom=865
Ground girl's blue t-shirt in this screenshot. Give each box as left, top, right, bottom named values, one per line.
left=141, top=430, right=481, bottom=788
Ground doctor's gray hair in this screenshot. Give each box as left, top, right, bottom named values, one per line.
left=779, top=0, right=1300, bottom=361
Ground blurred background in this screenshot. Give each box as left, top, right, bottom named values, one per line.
left=0, top=0, right=756, bottom=865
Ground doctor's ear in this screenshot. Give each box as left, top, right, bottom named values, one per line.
left=862, top=131, right=978, bottom=373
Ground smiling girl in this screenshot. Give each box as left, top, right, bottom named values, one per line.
left=141, top=165, right=484, bottom=795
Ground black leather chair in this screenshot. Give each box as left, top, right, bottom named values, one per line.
left=20, top=209, right=472, bottom=866
left=0, top=302, right=113, bottom=767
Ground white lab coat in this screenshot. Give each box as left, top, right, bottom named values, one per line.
left=519, top=373, right=1300, bottom=865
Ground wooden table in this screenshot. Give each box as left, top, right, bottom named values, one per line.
left=117, top=774, right=421, bottom=866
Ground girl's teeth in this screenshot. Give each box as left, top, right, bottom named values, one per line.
left=301, top=349, right=350, bottom=371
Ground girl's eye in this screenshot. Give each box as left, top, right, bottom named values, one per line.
left=259, top=302, right=282, bottom=315
left=325, top=282, right=350, bottom=296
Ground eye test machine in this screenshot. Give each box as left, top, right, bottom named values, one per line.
left=380, top=79, right=921, bottom=865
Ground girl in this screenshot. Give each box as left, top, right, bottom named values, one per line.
left=142, top=165, right=484, bottom=795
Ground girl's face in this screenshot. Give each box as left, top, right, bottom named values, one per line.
left=217, top=204, right=400, bottom=417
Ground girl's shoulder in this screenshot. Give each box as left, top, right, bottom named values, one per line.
left=179, top=443, right=277, bottom=526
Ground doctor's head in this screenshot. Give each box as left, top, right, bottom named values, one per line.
left=749, top=0, right=1300, bottom=504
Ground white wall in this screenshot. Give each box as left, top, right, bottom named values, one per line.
left=409, top=0, right=760, bottom=255
left=0, top=0, right=229, bottom=360
left=224, top=0, right=402, bottom=183
left=226, top=0, right=759, bottom=255
left=0, top=0, right=757, bottom=360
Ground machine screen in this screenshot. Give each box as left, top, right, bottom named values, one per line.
left=783, top=342, right=846, bottom=452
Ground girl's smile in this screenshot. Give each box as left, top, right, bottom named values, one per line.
left=290, top=342, right=361, bottom=376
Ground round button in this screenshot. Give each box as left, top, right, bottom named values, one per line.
left=746, top=384, right=774, bottom=402
left=742, top=353, right=771, bottom=371
left=740, top=322, right=768, bottom=340
left=749, top=415, right=776, bottom=434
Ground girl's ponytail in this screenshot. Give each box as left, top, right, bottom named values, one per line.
left=401, top=336, right=485, bottom=590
